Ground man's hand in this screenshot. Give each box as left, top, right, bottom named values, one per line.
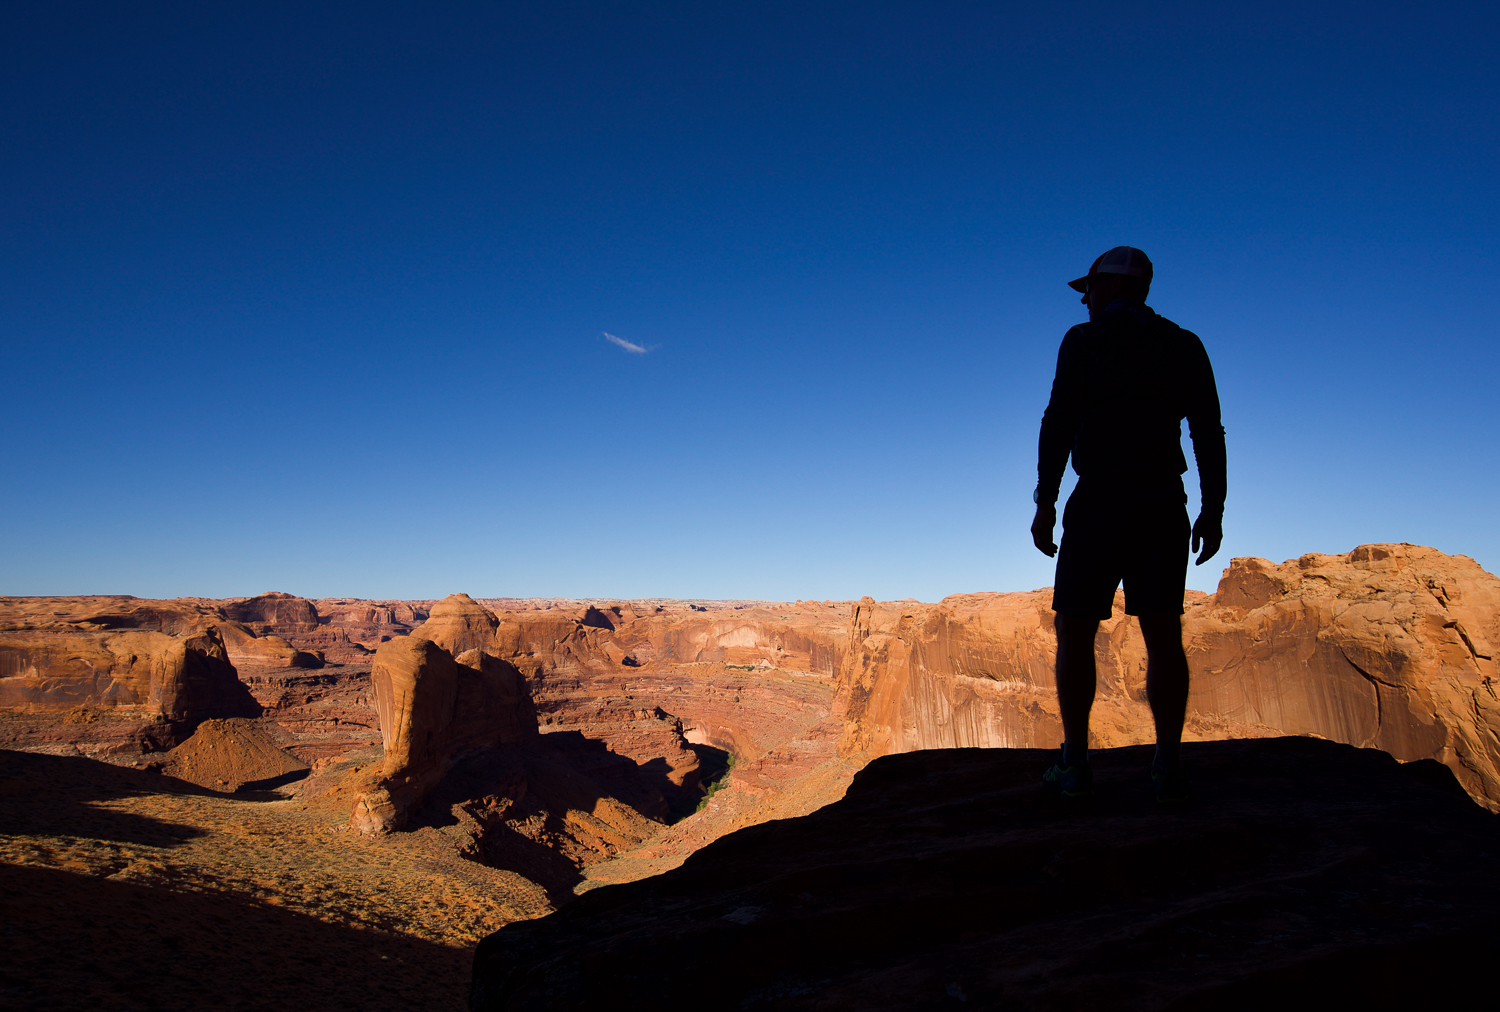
left=1031, top=504, right=1058, bottom=557
left=1192, top=513, right=1223, bottom=566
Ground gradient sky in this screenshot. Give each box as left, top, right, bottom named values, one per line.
left=3, top=2, right=1497, bottom=602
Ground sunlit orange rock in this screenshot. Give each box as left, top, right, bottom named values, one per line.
left=831, top=543, right=1500, bottom=808
left=0, top=597, right=261, bottom=752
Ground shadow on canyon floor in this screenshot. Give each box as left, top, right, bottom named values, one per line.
left=667, top=742, right=732, bottom=822
left=0, top=750, right=212, bottom=848
left=405, top=737, right=738, bottom=904
left=0, top=862, right=469, bottom=1012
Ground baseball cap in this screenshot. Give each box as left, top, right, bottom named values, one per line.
left=1068, top=246, right=1153, bottom=293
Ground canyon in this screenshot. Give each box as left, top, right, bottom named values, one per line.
left=3, top=542, right=1499, bottom=1008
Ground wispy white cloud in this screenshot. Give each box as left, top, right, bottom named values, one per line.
left=603, top=332, right=651, bottom=354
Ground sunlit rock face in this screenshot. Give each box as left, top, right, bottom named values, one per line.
left=829, top=543, right=1500, bottom=809
left=481, top=600, right=851, bottom=787
left=0, top=597, right=261, bottom=752
left=223, top=592, right=320, bottom=633
left=345, top=604, right=700, bottom=896
left=217, top=621, right=323, bottom=671
left=1182, top=544, right=1500, bottom=806
left=412, top=593, right=504, bottom=657
left=351, top=632, right=539, bottom=834
left=4, top=542, right=1500, bottom=903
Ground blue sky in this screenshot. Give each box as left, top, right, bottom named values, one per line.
left=3, top=2, right=1496, bottom=601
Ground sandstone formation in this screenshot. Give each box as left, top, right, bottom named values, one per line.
left=157, top=717, right=310, bottom=791
left=0, top=594, right=383, bottom=763
left=311, top=598, right=431, bottom=659
left=412, top=593, right=504, bottom=656
left=347, top=604, right=692, bottom=896
left=471, top=737, right=1499, bottom=1010
left=832, top=543, right=1500, bottom=808
left=218, top=621, right=324, bottom=670
left=4, top=543, right=1499, bottom=918
left=0, top=597, right=261, bottom=753
left=233, top=665, right=383, bottom=763
left=350, top=635, right=537, bottom=834
left=224, top=591, right=320, bottom=632
left=411, top=739, right=674, bottom=898
left=1184, top=544, right=1500, bottom=806
left=456, top=598, right=861, bottom=882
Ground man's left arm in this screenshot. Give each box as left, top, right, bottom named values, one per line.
left=1184, top=334, right=1226, bottom=565
left=1033, top=328, right=1084, bottom=557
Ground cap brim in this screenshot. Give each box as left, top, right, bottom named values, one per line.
left=1067, top=276, right=1090, bottom=293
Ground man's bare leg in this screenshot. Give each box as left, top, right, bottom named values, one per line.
left=1054, top=612, right=1100, bottom=765
left=1138, top=613, right=1189, bottom=770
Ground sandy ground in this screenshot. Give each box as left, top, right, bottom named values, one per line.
left=0, top=748, right=553, bottom=1011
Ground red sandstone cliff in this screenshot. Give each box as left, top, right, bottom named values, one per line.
left=832, top=543, right=1500, bottom=808
left=346, top=595, right=697, bottom=895
left=0, top=597, right=262, bottom=752
left=4, top=542, right=1499, bottom=893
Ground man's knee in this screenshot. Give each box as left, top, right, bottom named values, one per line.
left=1055, top=611, right=1100, bottom=648
left=1138, top=613, right=1187, bottom=662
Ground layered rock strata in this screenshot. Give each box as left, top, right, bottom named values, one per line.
left=223, top=592, right=321, bottom=633
left=346, top=598, right=688, bottom=895
left=218, top=622, right=323, bottom=671
left=309, top=598, right=432, bottom=660
left=4, top=542, right=1499, bottom=904
left=833, top=543, right=1500, bottom=808
left=0, top=597, right=261, bottom=752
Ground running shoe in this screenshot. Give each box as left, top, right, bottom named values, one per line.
left=1042, top=755, right=1093, bottom=798
left=1151, top=764, right=1189, bottom=803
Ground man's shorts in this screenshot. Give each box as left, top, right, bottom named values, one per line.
left=1052, top=478, right=1191, bottom=621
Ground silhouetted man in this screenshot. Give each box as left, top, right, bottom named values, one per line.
left=1031, top=246, right=1225, bottom=802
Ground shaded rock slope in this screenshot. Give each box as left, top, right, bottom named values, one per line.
left=471, top=737, right=1499, bottom=1011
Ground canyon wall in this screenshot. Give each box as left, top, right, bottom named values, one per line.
left=833, top=544, right=1500, bottom=808
left=0, top=597, right=263, bottom=751
left=4, top=541, right=1498, bottom=832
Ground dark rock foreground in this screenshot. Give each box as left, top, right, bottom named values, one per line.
left=472, top=737, right=1498, bottom=1010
